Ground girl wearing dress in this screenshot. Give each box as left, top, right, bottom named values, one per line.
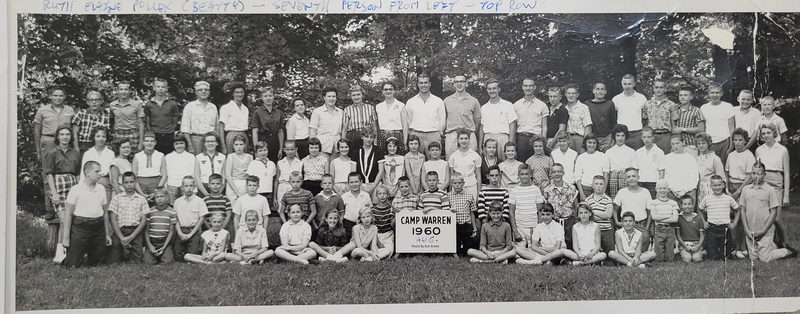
left=480, top=138, right=499, bottom=186
left=498, top=142, right=523, bottom=188
left=379, top=137, right=405, bottom=197
left=694, top=132, right=726, bottom=203
left=350, top=208, right=392, bottom=261
left=420, top=141, right=449, bottom=191
left=404, top=135, right=426, bottom=195
left=563, top=203, right=607, bottom=265
left=524, top=135, right=553, bottom=188
left=109, top=139, right=133, bottom=195
left=195, top=133, right=226, bottom=197
left=79, top=126, right=115, bottom=202
left=224, top=134, right=253, bottom=205
left=330, top=139, right=356, bottom=194
left=574, top=134, right=610, bottom=201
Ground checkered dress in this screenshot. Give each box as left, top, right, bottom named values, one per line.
left=53, top=174, right=78, bottom=212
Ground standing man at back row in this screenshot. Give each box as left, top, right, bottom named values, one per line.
left=480, top=78, right=517, bottom=162
left=514, top=78, right=549, bottom=162
left=700, top=83, right=734, bottom=164
left=612, top=74, right=647, bottom=150
left=110, top=81, right=146, bottom=153
left=443, top=75, right=481, bottom=159
left=404, top=74, right=445, bottom=159
left=181, top=81, right=219, bottom=154
left=145, top=78, right=181, bottom=154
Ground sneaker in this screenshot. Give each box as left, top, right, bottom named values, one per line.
left=544, top=261, right=553, bottom=266
left=469, top=257, right=481, bottom=263
left=52, top=244, right=67, bottom=264
left=239, top=261, right=249, bottom=265
left=501, top=260, right=508, bottom=264
left=638, top=264, right=646, bottom=269
left=318, top=257, right=326, bottom=262
left=336, top=257, right=348, bottom=263
left=785, top=245, right=798, bottom=258
left=516, top=258, right=535, bottom=265
left=572, top=261, right=581, bottom=266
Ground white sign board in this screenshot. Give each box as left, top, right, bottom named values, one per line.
left=395, top=210, right=456, bottom=253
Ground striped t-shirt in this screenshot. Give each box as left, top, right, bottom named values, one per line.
left=204, top=195, right=232, bottom=215
left=585, top=193, right=614, bottom=231
left=372, top=203, right=394, bottom=233
left=477, top=187, right=509, bottom=221
left=509, top=185, right=544, bottom=228
left=146, top=208, right=177, bottom=243
left=417, top=189, right=451, bottom=212
left=281, top=189, right=315, bottom=220
left=699, top=193, right=739, bottom=225
left=646, top=198, right=680, bottom=224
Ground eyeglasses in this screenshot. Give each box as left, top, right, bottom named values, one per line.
left=383, top=88, right=394, bottom=91
left=195, top=88, right=210, bottom=92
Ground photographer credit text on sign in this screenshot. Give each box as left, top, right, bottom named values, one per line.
left=396, top=210, right=456, bottom=253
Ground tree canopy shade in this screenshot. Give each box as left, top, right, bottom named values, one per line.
left=16, top=13, right=800, bottom=204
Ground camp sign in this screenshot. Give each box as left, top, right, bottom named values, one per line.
left=396, top=210, right=456, bottom=253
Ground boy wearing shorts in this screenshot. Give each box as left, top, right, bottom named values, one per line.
left=516, top=203, right=566, bottom=265
left=467, top=201, right=516, bottom=263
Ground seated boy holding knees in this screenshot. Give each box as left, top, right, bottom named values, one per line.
left=275, top=204, right=317, bottom=264
left=609, top=211, right=656, bottom=268
left=184, top=212, right=238, bottom=264
left=144, top=187, right=177, bottom=264
left=232, top=209, right=275, bottom=264
left=467, top=201, right=516, bottom=263
left=516, top=203, right=566, bottom=265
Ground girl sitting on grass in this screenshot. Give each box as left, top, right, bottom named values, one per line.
left=275, top=204, right=317, bottom=264
left=562, top=203, right=607, bottom=265
left=308, top=210, right=354, bottom=263
left=184, top=212, right=237, bottom=264
left=351, top=207, right=391, bottom=261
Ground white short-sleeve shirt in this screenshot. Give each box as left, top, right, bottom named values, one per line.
left=375, top=100, right=405, bottom=131
left=700, top=101, right=735, bottom=143
left=613, top=187, right=652, bottom=222
left=612, top=92, right=647, bottom=131
left=481, top=99, right=518, bottom=134
left=66, top=183, right=108, bottom=218
left=218, top=101, right=250, bottom=131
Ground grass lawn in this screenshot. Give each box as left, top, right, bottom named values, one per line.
left=14, top=199, right=800, bottom=311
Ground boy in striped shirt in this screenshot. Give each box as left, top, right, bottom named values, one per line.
left=144, top=188, right=177, bottom=264
left=509, top=164, right=544, bottom=248
left=417, top=171, right=450, bottom=213
left=647, top=179, right=680, bottom=261
left=477, top=165, right=509, bottom=224
left=585, top=175, right=615, bottom=252
left=203, top=173, right=233, bottom=235
left=698, top=175, right=739, bottom=260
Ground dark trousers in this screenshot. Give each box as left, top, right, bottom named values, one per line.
left=63, top=216, right=107, bottom=267
left=295, top=138, right=309, bottom=159
left=710, top=138, right=730, bottom=165
left=625, top=130, right=643, bottom=150
left=261, top=134, right=281, bottom=164
left=346, top=131, right=364, bottom=152
left=515, top=132, right=537, bottom=162
left=144, top=240, right=175, bottom=264
left=600, top=229, right=616, bottom=253
left=154, top=132, right=175, bottom=155
left=653, top=223, right=676, bottom=262
left=173, top=226, right=202, bottom=262
left=704, top=223, right=731, bottom=260
left=456, top=223, right=477, bottom=255
left=557, top=216, right=578, bottom=249
left=302, top=180, right=322, bottom=196
left=343, top=219, right=357, bottom=239
left=106, top=226, right=144, bottom=264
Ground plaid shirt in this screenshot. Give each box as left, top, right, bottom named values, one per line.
left=71, top=108, right=112, bottom=143
left=343, top=103, right=377, bottom=132
left=671, top=104, right=704, bottom=147
left=542, top=181, right=578, bottom=219
left=392, top=193, right=418, bottom=212
left=109, top=192, right=150, bottom=227
left=643, top=98, right=676, bottom=131
left=448, top=190, right=476, bottom=224
left=565, top=102, right=593, bottom=135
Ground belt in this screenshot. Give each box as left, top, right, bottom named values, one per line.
left=653, top=129, right=670, bottom=134
left=516, top=132, right=537, bottom=136
left=410, top=129, right=437, bottom=133
left=73, top=216, right=104, bottom=223
left=655, top=223, right=671, bottom=227
left=191, top=133, right=206, bottom=137
left=42, top=134, right=56, bottom=138
left=765, top=170, right=784, bottom=174
left=569, top=132, right=581, bottom=136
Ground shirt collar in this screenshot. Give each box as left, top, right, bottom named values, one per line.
left=489, top=220, right=503, bottom=226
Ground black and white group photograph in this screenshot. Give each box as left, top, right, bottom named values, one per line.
left=10, top=7, right=800, bottom=313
